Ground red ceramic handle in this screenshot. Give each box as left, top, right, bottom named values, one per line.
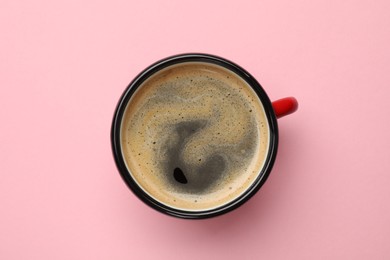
left=272, top=97, right=298, bottom=119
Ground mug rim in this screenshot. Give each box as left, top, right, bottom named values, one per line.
left=111, top=53, right=279, bottom=219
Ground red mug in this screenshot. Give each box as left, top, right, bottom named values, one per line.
left=111, top=53, right=298, bottom=219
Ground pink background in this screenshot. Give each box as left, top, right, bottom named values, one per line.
left=1, top=0, right=390, bottom=259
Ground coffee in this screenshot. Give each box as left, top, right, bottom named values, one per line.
left=120, top=62, right=270, bottom=211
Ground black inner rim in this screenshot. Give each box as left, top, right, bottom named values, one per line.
left=111, top=53, right=278, bottom=219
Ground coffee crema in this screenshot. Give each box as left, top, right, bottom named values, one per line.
left=120, top=62, right=269, bottom=211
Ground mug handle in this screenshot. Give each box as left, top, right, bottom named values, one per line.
left=272, top=97, right=298, bottom=119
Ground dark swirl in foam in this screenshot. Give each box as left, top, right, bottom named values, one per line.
left=120, top=62, right=269, bottom=211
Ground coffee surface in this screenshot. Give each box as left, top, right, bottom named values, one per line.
left=121, top=62, right=269, bottom=211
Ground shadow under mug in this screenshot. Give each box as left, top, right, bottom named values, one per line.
left=111, top=53, right=298, bottom=219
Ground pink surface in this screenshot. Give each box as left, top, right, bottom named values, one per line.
left=1, top=0, right=390, bottom=259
